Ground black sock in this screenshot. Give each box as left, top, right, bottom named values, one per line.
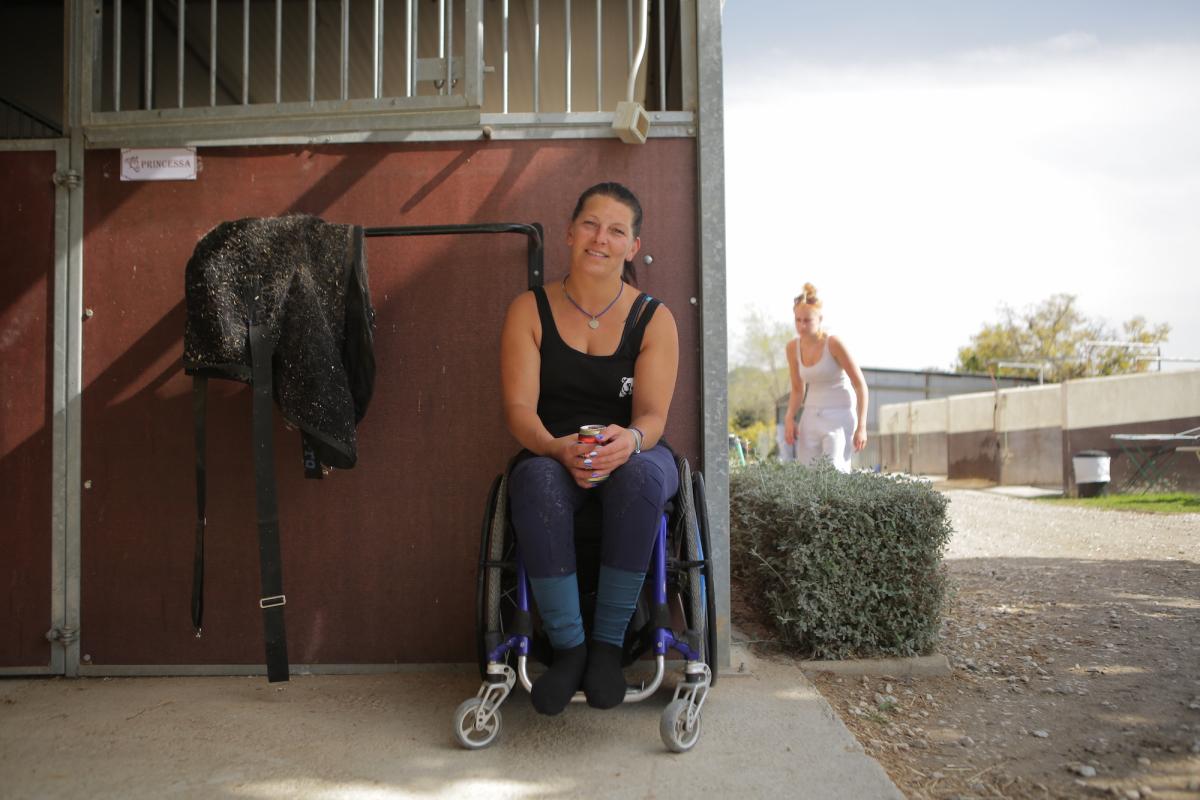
left=530, top=643, right=587, bottom=716
left=583, top=641, right=627, bottom=709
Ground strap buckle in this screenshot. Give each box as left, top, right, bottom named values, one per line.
left=259, top=595, right=287, bottom=609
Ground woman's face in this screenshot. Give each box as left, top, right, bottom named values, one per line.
left=794, top=304, right=822, bottom=338
left=566, top=194, right=641, bottom=276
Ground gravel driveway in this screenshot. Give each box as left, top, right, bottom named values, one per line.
left=811, top=488, right=1200, bottom=799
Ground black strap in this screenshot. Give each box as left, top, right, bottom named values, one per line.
left=249, top=321, right=290, bottom=683
left=191, top=375, right=208, bottom=636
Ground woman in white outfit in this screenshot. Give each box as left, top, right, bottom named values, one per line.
left=780, top=284, right=868, bottom=472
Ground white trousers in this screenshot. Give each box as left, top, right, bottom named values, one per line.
left=779, top=407, right=856, bottom=473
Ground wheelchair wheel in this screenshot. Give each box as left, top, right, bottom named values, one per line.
left=660, top=698, right=702, bottom=753
left=691, top=470, right=719, bottom=686
left=475, top=472, right=518, bottom=680
left=453, top=697, right=502, bottom=750
left=673, top=459, right=718, bottom=686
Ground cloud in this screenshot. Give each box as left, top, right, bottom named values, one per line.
left=724, top=42, right=1200, bottom=370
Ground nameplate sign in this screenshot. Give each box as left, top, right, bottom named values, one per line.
left=120, top=147, right=197, bottom=181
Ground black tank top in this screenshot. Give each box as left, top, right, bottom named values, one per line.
left=534, top=285, right=661, bottom=439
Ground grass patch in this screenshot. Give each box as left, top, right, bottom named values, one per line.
left=1035, top=492, right=1200, bottom=514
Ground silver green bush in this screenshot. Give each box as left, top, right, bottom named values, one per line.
left=730, top=461, right=952, bottom=659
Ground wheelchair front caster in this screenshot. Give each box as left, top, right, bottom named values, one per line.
left=453, top=697, right=503, bottom=749
left=660, top=698, right=702, bottom=753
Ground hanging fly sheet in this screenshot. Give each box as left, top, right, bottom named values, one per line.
left=183, top=214, right=376, bottom=682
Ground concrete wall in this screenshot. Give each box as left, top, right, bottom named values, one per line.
left=878, top=370, right=1200, bottom=491
left=1061, top=371, right=1200, bottom=493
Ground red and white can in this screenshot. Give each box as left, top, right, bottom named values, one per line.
left=579, top=424, right=608, bottom=483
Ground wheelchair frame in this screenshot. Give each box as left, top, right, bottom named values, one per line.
left=454, top=458, right=717, bottom=752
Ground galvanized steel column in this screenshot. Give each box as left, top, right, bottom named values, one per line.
left=696, top=0, right=729, bottom=669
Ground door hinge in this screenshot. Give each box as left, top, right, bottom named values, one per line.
left=52, top=170, right=82, bottom=190
left=45, top=627, right=79, bottom=646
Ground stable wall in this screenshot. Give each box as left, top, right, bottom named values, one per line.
left=879, top=371, right=1200, bottom=491
left=0, top=150, right=57, bottom=669
left=76, top=138, right=701, bottom=669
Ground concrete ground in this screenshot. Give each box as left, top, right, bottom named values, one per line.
left=0, top=639, right=903, bottom=800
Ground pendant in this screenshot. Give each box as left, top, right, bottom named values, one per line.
left=588, top=318, right=600, bottom=329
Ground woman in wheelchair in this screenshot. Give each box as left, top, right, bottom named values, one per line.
left=498, top=182, right=680, bottom=715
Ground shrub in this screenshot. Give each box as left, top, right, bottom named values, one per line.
left=730, top=461, right=952, bottom=659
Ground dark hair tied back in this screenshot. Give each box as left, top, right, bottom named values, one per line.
left=572, top=182, right=643, bottom=285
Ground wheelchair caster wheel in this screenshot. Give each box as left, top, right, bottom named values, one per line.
left=453, top=697, right=502, bottom=750
left=660, top=698, right=702, bottom=753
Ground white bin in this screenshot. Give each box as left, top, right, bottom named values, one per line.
left=1072, top=450, right=1111, bottom=497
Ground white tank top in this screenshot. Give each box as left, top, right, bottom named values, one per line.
left=796, top=337, right=854, bottom=409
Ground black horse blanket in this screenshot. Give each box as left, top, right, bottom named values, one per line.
left=182, top=214, right=375, bottom=682
left=183, top=214, right=376, bottom=472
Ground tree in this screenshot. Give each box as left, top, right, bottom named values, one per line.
left=955, top=294, right=1170, bottom=382
left=729, top=308, right=793, bottom=427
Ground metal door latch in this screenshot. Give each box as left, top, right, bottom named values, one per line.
left=45, top=627, right=79, bottom=646
left=52, top=170, right=81, bottom=189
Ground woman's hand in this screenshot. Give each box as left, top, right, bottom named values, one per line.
left=853, top=425, right=867, bottom=452
left=562, top=425, right=637, bottom=487
left=784, top=417, right=797, bottom=446
left=549, top=434, right=601, bottom=489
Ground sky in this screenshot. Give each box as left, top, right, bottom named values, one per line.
left=721, top=0, right=1200, bottom=373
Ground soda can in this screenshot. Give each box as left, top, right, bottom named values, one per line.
left=578, top=424, right=608, bottom=482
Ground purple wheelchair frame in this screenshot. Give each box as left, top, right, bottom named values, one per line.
left=487, top=512, right=703, bottom=695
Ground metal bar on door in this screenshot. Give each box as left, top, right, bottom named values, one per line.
left=178, top=0, right=185, bottom=107
left=657, top=0, right=665, bottom=109
left=532, top=0, right=540, bottom=112
left=243, top=0, right=250, bottom=104
left=145, top=0, right=153, bottom=109
left=564, top=0, right=571, bottom=112
left=502, top=0, right=509, bottom=111
left=209, top=0, right=217, bottom=105
left=406, top=0, right=414, bottom=96
left=308, top=0, right=316, bottom=103
left=446, top=0, right=453, bottom=95
left=115, top=0, right=122, bottom=110
left=275, top=0, right=282, bottom=102
left=374, top=0, right=383, bottom=98
left=596, top=0, right=602, bottom=111
left=341, top=0, right=349, bottom=100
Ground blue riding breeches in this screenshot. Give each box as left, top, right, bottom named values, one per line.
left=508, top=444, right=679, bottom=578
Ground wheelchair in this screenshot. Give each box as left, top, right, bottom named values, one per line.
left=453, top=454, right=718, bottom=752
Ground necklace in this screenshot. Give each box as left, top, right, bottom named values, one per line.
left=562, top=276, right=624, bottom=329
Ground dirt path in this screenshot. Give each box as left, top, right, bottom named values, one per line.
left=748, top=489, right=1200, bottom=799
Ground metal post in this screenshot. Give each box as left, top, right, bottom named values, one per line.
left=696, top=0, right=729, bottom=670
left=65, top=0, right=87, bottom=679
left=145, top=0, right=153, bottom=110
left=464, top=0, right=483, bottom=106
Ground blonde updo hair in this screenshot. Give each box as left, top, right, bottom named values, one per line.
left=793, top=283, right=822, bottom=309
